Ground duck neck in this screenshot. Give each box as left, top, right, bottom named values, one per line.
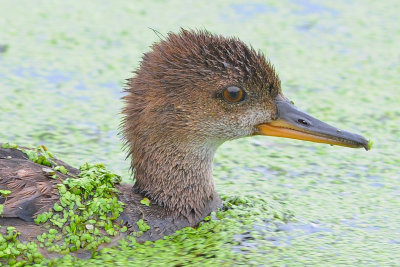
left=131, top=139, right=221, bottom=221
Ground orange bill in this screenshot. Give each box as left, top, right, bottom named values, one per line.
left=256, top=99, right=370, bottom=150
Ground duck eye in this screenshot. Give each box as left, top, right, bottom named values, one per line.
left=223, top=86, right=245, bottom=103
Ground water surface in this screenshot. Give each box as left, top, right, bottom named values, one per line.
left=0, top=0, right=399, bottom=265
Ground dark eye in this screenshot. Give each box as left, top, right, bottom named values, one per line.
left=222, top=86, right=246, bottom=103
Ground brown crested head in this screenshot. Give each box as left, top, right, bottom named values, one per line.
left=121, top=29, right=282, bottom=217
left=123, top=29, right=281, bottom=153
left=121, top=29, right=369, bottom=218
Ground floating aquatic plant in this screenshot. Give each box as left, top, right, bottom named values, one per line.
left=140, top=197, right=150, bottom=207
left=0, top=226, right=43, bottom=265
left=1, top=142, right=18, bottom=149
left=368, top=139, right=373, bottom=150
left=0, top=190, right=11, bottom=197
left=22, top=145, right=55, bottom=167
left=33, top=162, right=126, bottom=254
left=136, top=219, right=150, bottom=233
left=0, top=145, right=129, bottom=265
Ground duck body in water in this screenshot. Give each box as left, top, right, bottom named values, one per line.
left=0, top=29, right=369, bottom=257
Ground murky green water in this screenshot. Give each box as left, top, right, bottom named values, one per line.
left=1, top=0, right=399, bottom=265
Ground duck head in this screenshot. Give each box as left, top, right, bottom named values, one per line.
left=122, top=29, right=368, bottom=221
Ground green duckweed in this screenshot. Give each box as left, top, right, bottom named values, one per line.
left=0, top=190, right=11, bottom=197
left=23, top=145, right=55, bottom=167
left=0, top=226, right=43, bottom=265
left=1, top=147, right=128, bottom=265
left=1, top=143, right=18, bottom=149
left=136, top=219, right=150, bottom=232
left=368, top=139, right=373, bottom=150
left=140, top=197, right=150, bottom=207
left=34, top=162, right=126, bottom=255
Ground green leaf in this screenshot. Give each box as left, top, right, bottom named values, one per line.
left=42, top=159, right=51, bottom=167
left=54, top=165, right=68, bottom=174
left=140, top=197, right=150, bottom=206
left=0, top=190, right=11, bottom=197
left=1, top=142, right=18, bottom=149
left=136, top=219, right=150, bottom=232
left=48, top=229, right=58, bottom=235
left=53, top=203, right=63, bottom=212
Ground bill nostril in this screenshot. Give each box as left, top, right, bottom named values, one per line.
left=298, top=119, right=309, bottom=126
